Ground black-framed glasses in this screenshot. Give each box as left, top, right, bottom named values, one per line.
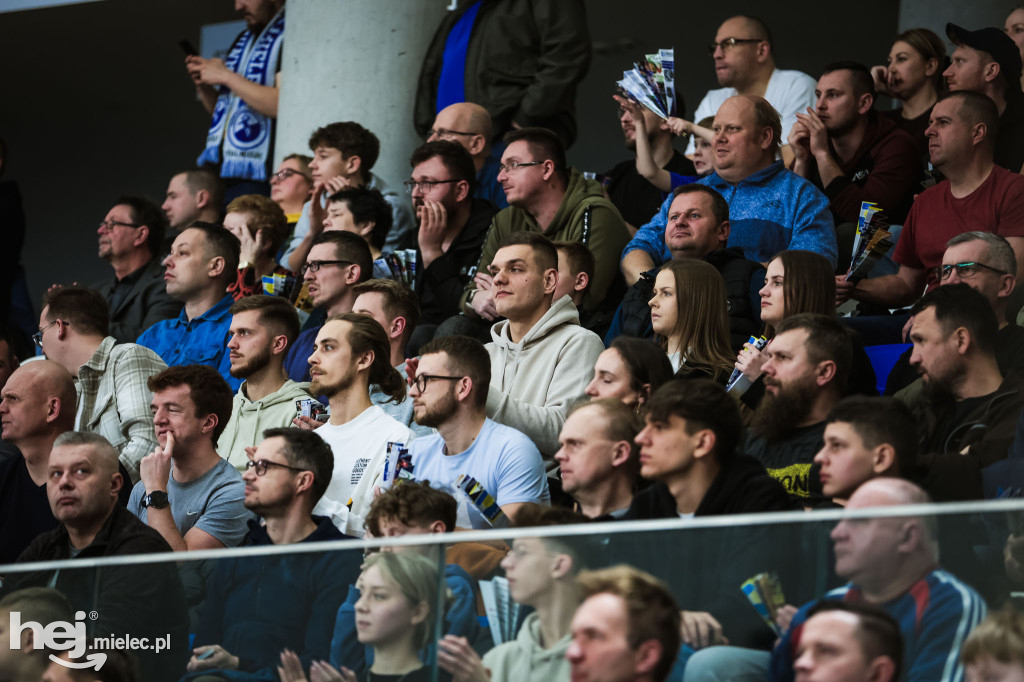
left=271, top=168, right=311, bottom=183
left=933, top=261, right=1008, bottom=281
left=429, top=128, right=478, bottom=139
left=497, top=161, right=543, bottom=173
left=707, top=37, right=763, bottom=54
left=403, top=179, right=460, bottom=194
left=245, top=459, right=309, bottom=476
left=98, top=219, right=141, bottom=231
left=412, top=374, right=463, bottom=393
left=301, top=259, right=353, bottom=274
left=33, top=319, right=62, bottom=348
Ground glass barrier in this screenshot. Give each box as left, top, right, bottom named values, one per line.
left=1, top=500, right=1020, bottom=682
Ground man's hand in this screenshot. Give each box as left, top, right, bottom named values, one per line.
left=185, top=56, right=233, bottom=87
left=417, top=200, right=449, bottom=266
left=404, top=356, right=420, bottom=387
left=612, top=95, right=648, bottom=133
left=835, top=275, right=857, bottom=306
left=774, top=604, right=798, bottom=634
left=186, top=644, right=239, bottom=672
left=139, top=432, right=174, bottom=494
left=795, top=109, right=831, bottom=161
left=787, top=119, right=812, bottom=167
left=437, top=635, right=490, bottom=682
left=1006, top=533, right=1024, bottom=583
left=309, top=176, right=354, bottom=236
left=470, top=272, right=499, bottom=321
left=680, top=611, right=727, bottom=649
left=291, top=416, right=324, bottom=431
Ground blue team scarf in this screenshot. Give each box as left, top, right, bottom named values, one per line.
left=197, top=6, right=286, bottom=181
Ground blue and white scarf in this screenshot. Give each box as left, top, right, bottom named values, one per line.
left=197, top=6, right=286, bottom=182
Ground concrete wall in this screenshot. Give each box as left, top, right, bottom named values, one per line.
left=275, top=0, right=450, bottom=194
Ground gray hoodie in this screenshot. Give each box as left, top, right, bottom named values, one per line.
left=220, top=379, right=317, bottom=471
left=486, top=295, right=603, bottom=457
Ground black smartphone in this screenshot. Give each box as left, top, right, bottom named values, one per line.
left=179, top=40, right=198, bottom=57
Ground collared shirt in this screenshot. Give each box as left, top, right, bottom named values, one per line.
left=76, top=336, right=166, bottom=485
left=136, top=294, right=241, bottom=390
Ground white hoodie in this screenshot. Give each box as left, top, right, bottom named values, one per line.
left=486, top=295, right=603, bottom=457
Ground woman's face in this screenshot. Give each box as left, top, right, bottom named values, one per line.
left=354, top=564, right=423, bottom=647
left=692, top=137, right=714, bottom=176
left=1007, top=9, right=1024, bottom=61
left=648, top=269, right=679, bottom=338
left=270, top=158, right=313, bottom=208
left=886, top=40, right=936, bottom=100
left=759, top=258, right=786, bottom=325
left=585, top=348, right=642, bottom=405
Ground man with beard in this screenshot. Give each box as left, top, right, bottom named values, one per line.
left=906, top=283, right=1024, bottom=500
left=407, top=334, right=548, bottom=529
left=745, top=313, right=851, bottom=507
left=284, top=231, right=372, bottom=382
left=184, top=428, right=358, bottom=680
left=218, top=295, right=317, bottom=470
left=603, top=98, right=696, bottom=233
left=789, top=62, right=921, bottom=225
left=408, top=140, right=496, bottom=349
left=128, top=365, right=250, bottom=551
left=306, top=313, right=414, bottom=536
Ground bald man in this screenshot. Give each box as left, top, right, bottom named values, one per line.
left=0, top=361, right=77, bottom=562
left=428, top=102, right=508, bottom=208
left=11, top=431, right=189, bottom=682
left=688, top=478, right=987, bottom=680
left=688, top=15, right=816, bottom=165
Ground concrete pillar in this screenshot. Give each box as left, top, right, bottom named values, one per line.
left=898, top=0, right=1008, bottom=37
left=275, top=0, right=451, bottom=191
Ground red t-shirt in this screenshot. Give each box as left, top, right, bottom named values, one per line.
left=894, top=165, right=1024, bottom=289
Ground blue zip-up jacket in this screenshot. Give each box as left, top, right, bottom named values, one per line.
left=137, top=293, right=242, bottom=390
left=769, top=570, right=986, bottom=682
left=622, top=161, right=837, bottom=268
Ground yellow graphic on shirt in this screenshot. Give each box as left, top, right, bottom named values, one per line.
left=765, top=463, right=812, bottom=498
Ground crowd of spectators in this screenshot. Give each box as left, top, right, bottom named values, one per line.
left=7, top=1, right=1024, bottom=681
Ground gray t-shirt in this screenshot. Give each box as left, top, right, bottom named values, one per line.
left=128, top=458, right=251, bottom=547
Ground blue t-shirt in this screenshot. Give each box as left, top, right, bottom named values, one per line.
left=410, top=418, right=549, bottom=528
left=136, top=294, right=241, bottom=390
left=285, top=325, right=320, bottom=383
left=623, top=162, right=837, bottom=267
left=477, top=144, right=509, bottom=209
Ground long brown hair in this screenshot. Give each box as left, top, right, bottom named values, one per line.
left=765, top=250, right=836, bottom=338
left=655, top=260, right=734, bottom=376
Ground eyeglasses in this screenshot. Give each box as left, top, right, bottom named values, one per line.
left=707, top=37, right=763, bottom=54
left=403, top=179, right=460, bottom=194
left=245, top=459, right=309, bottom=476
left=98, top=219, right=141, bottom=231
left=933, top=261, right=1009, bottom=281
left=301, top=259, right=353, bottom=274
left=412, top=374, right=462, bottom=393
left=429, top=128, right=478, bottom=140
left=33, top=319, right=62, bottom=347
left=271, top=168, right=311, bottom=183
left=497, top=161, right=543, bottom=173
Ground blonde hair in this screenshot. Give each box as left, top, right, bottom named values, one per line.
left=656, top=259, right=734, bottom=376
left=362, top=552, right=445, bottom=650
left=962, top=607, right=1024, bottom=666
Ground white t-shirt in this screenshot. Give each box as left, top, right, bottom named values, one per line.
left=685, top=68, right=817, bottom=155
left=410, top=418, right=549, bottom=529
left=313, top=405, right=415, bottom=534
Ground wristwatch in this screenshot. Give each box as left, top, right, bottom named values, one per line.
left=142, top=490, right=170, bottom=509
